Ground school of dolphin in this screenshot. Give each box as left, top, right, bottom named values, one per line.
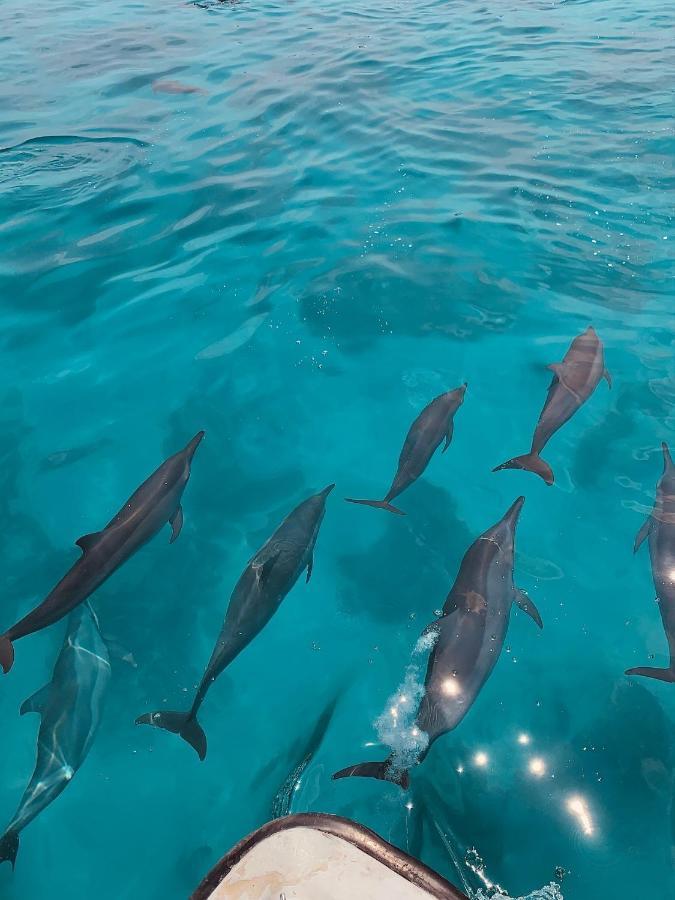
left=1, top=323, right=673, bottom=870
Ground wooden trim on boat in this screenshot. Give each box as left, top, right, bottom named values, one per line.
left=190, top=812, right=469, bottom=900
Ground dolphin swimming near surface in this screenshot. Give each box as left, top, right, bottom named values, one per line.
left=271, top=691, right=342, bottom=819
left=627, top=443, right=675, bottom=683
left=333, top=497, right=541, bottom=789
left=494, top=326, right=610, bottom=485
left=136, top=483, right=335, bottom=760
left=0, top=431, right=204, bottom=674
left=0, top=603, right=110, bottom=868
left=346, top=384, right=467, bottom=515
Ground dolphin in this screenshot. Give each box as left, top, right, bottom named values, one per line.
left=627, top=443, right=675, bottom=683
left=0, top=431, right=204, bottom=674
left=494, top=326, right=610, bottom=485
left=0, top=603, right=110, bottom=868
left=136, top=483, right=335, bottom=760
left=271, top=691, right=342, bottom=819
left=333, top=497, right=541, bottom=789
left=346, top=384, right=467, bottom=515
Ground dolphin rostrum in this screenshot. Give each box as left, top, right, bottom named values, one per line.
left=0, top=603, right=110, bottom=868
left=494, top=326, right=610, bottom=485
left=136, top=483, right=335, bottom=760
left=627, top=443, right=675, bottom=683
left=333, top=497, right=541, bottom=789
left=346, top=384, right=467, bottom=515
left=0, top=431, right=204, bottom=674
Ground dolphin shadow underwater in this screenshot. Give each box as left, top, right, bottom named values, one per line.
left=494, top=325, right=610, bottom=485
left=333, top=496, right=542, bottom=789
left=136, top=484, right=334, bottom=760
left=0, top=432, right=204, bottom=674
left=0, top=603, right=110, bottom=868
left=338, top=477, right=475, bottom=623
left=627, top=443, right=675, bottom=683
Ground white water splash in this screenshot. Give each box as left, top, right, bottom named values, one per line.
left=475, top=886, right=563, bottom=900
left=374, top=628, right=439, bottom=772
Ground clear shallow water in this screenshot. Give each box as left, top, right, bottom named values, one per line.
left=0, top=0, right=673, bottom=897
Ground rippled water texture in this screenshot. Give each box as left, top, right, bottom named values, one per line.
left=1, top=1, right=674, bottom=898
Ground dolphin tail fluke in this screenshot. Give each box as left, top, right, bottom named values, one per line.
left=493, top=452, right=554, bottom=486
left=345, top=497, right=406, bottom=516
left=0, top=830, right=19, bottom=868
left=0, top=635, right=14, bottom=674
left=625, top=665, right=675, bottom=683
left=135, top=710, right=207, bottom=760
left=332, top=760, right=409, bottom=790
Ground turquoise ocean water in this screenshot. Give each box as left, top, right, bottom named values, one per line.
left=1, top=1, right=673, bottom=897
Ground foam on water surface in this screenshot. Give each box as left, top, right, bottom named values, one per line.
left=374, top=630, right=438, bottom=771
left=476, top=886, right=563, bottom=900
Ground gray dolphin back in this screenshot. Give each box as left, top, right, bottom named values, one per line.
left=0, top=431, right=203, bottom=675
left=626, top=443, right=675, bottom=682
left=0, top=603, right=110, bottom=868
left=135, top=484, right=334, bottom=760
left=493, top=326, right=609, bottom=485
left=333, top=496, right=540, bottom=789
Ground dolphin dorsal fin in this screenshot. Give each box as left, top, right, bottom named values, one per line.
left=662, top=443, right=673, bottom=473
left=76, top=531, right=104, bottom=553
left=253, top=549, right=282, bottom=586
left=20, top=683, right=52, bottom=717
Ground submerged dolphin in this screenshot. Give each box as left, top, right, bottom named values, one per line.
left=0, top=603, right=110, bottom=868
left=0, top=432, right=204, bottom=674
left=333, top=497, right=541, bottom=789
left=346, top=384, right=467, bottom=515
left=271, top=691, right=342, bottom=819
left=494, top=326, right=610, bottom=485
left=136, top=484, right=335, bottom=760
left=627, top=443, right=675, bottom=683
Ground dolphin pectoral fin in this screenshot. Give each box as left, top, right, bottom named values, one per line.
left=76, top=531, right=105, bottom=553
left=20, top=683, right=52, bottom=716
left=547, top=363, right=564, bottom=379
left=603, top=368, right=612, bottom=388
left=514, top=589, right=543, bottom=629
left=169, top=505, right=183, bottom=544
left=306, top=553, right=314, bottom=583
left=103, top=634, right=137, bottom=668
left=442, top=421, right=454, bottom=453
left=634, top=517, right=651, bottom=553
